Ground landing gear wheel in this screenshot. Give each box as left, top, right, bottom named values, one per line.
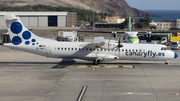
left=93, top=60, right=100, bottom=65
left=165, top=61, right=169, bottom=65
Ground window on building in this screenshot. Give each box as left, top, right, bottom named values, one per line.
left=172, top=32, right=177, bottom=37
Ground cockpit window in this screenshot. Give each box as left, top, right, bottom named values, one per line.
left=161, top=47, right=169, bottom=50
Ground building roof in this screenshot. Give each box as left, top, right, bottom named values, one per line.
left=0, top=12, right=68, bottom=16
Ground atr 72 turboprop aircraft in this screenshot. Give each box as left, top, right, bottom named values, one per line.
left=4, top=14, right=178, bottom=65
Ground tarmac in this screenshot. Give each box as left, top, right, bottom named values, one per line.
left=1, top=40, right=180, bottom=101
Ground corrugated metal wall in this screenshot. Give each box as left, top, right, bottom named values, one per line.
left=29, top=17, right=38, bottom=26
left=0, top=16, right=6, bottom=26
left=58, top=15, right=66, bottom=27
left=20, top=17, right=29, bottom=26
left=0, top=15, right=66, bottom=27
left=39, top=16, right=48, bottom=27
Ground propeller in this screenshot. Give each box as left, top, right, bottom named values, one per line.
left=115, top=35, right=123, bottom=51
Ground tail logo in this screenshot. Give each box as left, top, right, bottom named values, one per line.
left=10, top=21, right=36, bottom=46
left=10, top=22, right=22, bottom=34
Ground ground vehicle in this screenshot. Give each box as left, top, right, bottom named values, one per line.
left=171, top=42, right=179, bottom=50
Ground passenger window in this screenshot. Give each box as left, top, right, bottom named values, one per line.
left=101, top=49, right=103, bottom=51
left=90, top=48, right=92, bottom=51
left=129, top=49, right=131, bottom=52
left=75, top=48, right=77, bottom=50
left=122, top=49, right=124, bottom=52
left=136, top=50, right=138, bottom=52
left=125, top=49, right=127, bottom=51
left=58, top=47, right=60, bottom=50
left=68, top=48, right=70, bottom=50
left=86, top=48, right=88, bottom=51
left=140, top=50, right=141, bottom=52
left=72, top=48, right=73, bottom=50
left=61, top=48, right=63, bottom=50
left=79, top=48, right=81, bottom=51
left=132, top=49, right=134, bottom=52
left=97, top=49, right=99, bottom=51
left=65, top=48, right=66, bottom=50
left=82, top=48, right=84, bottom=51
left=104, top=49, right=106, bottom=51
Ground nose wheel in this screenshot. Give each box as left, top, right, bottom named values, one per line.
left=165, top=61, right=169, bottom=65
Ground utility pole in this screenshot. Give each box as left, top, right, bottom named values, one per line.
left=93, top=10, right=94, bottom=27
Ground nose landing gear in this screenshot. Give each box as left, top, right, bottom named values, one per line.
left=165, top=61, right=169, bottom=65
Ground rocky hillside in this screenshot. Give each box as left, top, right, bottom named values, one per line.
left=0, top=0, right=153, bottom=17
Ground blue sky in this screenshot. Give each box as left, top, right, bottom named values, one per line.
left=125, top=0, right=180, bottom=10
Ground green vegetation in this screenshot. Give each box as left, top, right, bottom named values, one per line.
left=119, top=16, right=152, bottom=29
left=119, top=18, right=130, bottom=29
left=0, top=5, right=112, bottom=25
left=134, top=16, right=152, bottom=29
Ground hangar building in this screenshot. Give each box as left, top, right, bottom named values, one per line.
left=0, top=12, right=77, bottom=27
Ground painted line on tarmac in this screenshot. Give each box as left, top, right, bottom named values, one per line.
left=92, top=68, right=96, bottom=71
left=77, top=86, right=87, bottom=101
left=56, top=65, right=135, bottom=68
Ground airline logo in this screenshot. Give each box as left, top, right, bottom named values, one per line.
left=10, top=21, right=38, bottom=46
left=125, top=50, right=165, bottom=58
left=129, top=38, right=138, bottom=43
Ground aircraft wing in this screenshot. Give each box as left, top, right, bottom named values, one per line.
left=79, top=36, right=121, bottom=50
left=89, top=37, right=106, bottom=48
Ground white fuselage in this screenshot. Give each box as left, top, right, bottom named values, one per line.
left=4, top=39, right=175, bottom=62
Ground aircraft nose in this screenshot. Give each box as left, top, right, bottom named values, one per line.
left=174, top=53, right=178, bottom=59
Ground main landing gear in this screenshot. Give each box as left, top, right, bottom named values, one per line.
left=93, top=59, right=100, bottom=65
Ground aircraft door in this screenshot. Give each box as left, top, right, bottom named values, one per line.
left=46, top=47, right=51, bottom=57
left=118, top=48, right=121, bottom=58
left=114, top=48, right=120, bottom=58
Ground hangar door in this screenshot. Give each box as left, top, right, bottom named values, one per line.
left=48, top=16, right=57, bottom=26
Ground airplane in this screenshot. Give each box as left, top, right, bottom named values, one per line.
left=112, top=15, right=139, bottom=43
left=3, top=14, right=178, bottom=65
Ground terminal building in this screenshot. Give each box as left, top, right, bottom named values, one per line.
left=95, top=17, right=125, bottom=28
left=0, top=12, right=77, bottom=27
left=154, top=19, right=180, bottom=30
